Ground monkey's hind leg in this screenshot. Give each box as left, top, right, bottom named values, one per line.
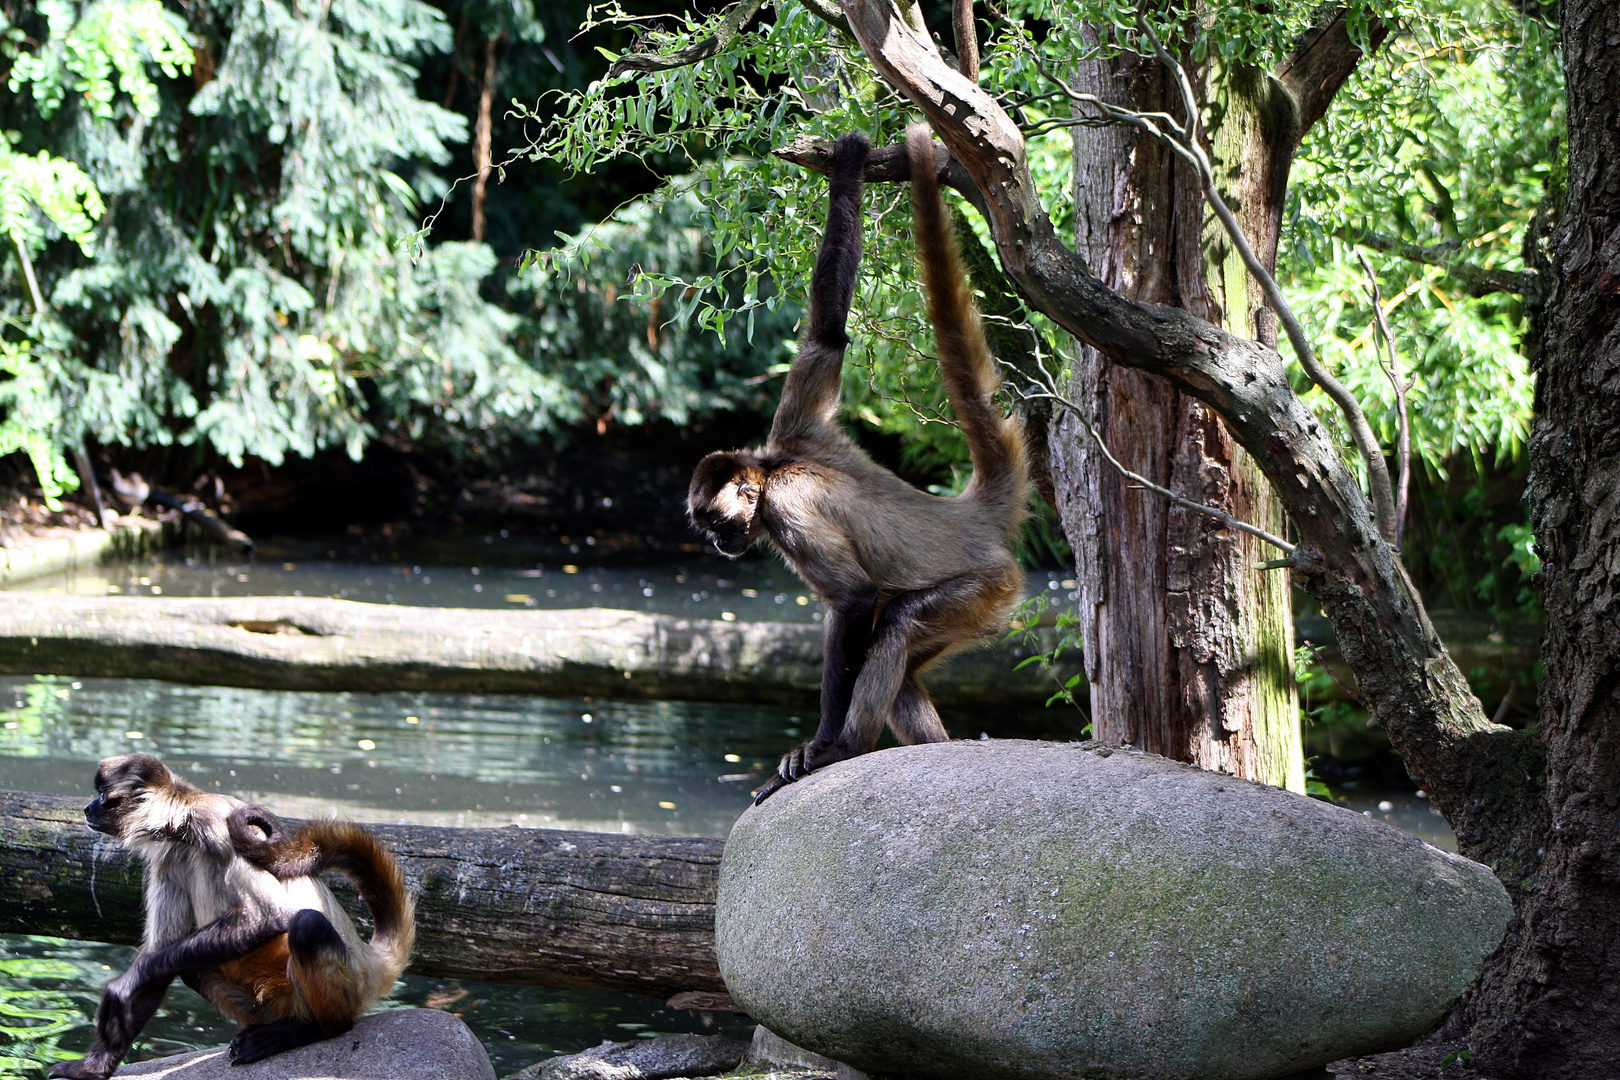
left=228, top=910, right=358, bottom=1065
left=850, top=569, right=1020, bottom=752
left=891, top=663, right=950, bottom=746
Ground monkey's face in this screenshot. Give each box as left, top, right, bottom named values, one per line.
left=86, top=754, right=173, bottom=838
left=689, top=452, right=764, bottom=558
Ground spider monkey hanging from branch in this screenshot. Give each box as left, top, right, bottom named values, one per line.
left=51, top=754, right=414, bottom=1079
left=688, top=125, right=1029, bottom=803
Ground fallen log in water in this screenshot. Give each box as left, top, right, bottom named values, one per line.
left=0, top=595, right=1076, bottom=709
left=0, top=790, right=725, bottom=998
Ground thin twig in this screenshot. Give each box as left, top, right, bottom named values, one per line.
left=13, top=236, right=46, bottom=314
left=1358, top=253, right=1412, bottom=549
left=1491, top=681, right=1515, bottom=725
left=1340, top=229, right=1536, bottom=297
left=607, top=0, right=769, bottom=76
left=1013, top=349, right=1295, bottom=555
left=1302, top=638, right=1368, bottom=708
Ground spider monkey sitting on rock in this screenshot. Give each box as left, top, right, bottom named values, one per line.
left=51, top=754, right=414, bottom=1079
left=688, top=126, right=1029, bottom=803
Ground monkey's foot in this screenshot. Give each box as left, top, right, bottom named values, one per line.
left=753, top=741, right=838, bottom=804
left=229, top=1018, right=331, bottom=1065
left=48, top=1057, right=115, bottom=1080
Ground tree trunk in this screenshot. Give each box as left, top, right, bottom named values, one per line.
left=1465, top=0, right=1620, bottom=1071
left=0, top=790, right=726, bottom=998
left=0, top=594, right=1076, bottom=711
left=1055, top=38, right=1301, bottom=789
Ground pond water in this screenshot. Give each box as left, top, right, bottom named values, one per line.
left=0, top=548, right=1449, bottom=1077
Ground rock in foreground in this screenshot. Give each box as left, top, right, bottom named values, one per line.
left=506, top=1033, right=748, bottom=1079
left=716, top=741, right=1511, bottom=1080
left=103, top=1008, right=493, bottom=1080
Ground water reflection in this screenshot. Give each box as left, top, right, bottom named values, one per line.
left=0, top=675, right=796, bottom=836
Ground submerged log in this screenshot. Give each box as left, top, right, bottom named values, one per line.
left=0, top=790, right=725, bottom=998
left=0, top=595, right=1076, bottom=709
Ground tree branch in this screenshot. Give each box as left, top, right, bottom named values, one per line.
left=1276, top=8, right=1389, bottom=135
left=1342, top=230, right=1540, bottom=297
left=797, top=0, right=853, bottom=35
left=608, top=0, right=770, bottom=77
left=953, top=0, right=978, bottom=83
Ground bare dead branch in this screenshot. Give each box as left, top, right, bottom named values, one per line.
left=1358, top=253, right=1412, bottom=548
left=608, top=0, right=769, bottom=77
left=774, top=134, right=913, bottom=181
left=1013, top=349, right=1296, bottom=555
left=1343, top=230, right=1539, bottom=297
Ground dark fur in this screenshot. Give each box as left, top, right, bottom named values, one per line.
left=687, top=127, right=1029, bottom=802
left=50, top=754, right=414, bottom=1079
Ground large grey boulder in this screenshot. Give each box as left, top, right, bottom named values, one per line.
left=716, top=740, right=1511, bottom=1080
left=103, top=1008, right=494, bottom=1080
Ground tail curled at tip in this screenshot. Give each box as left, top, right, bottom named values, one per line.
left=905, top=123, right=1028, bottom=535
left=232, top=813, right=415, bottom=977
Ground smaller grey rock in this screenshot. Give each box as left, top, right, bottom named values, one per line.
left=107, top=1008, right=494, bottom=1079
left=746, top=1026, right=868, bottom=1079
left=507, top=1034, right=748, bottom=1080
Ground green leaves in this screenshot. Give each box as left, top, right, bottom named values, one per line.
left=1284, top=0, right=1557, bottom=473
left=0, top=135, right=104, bottom=255
left=5, top=0, right=192, bottom=120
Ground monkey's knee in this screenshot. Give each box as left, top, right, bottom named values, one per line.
left=286, top=909, right=347, bottom=964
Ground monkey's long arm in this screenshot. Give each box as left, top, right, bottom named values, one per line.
left=50, top=914, right=288, bottom=1080
left=767, top=132, right=869, bottom=446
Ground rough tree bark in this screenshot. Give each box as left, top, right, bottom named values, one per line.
left=833, top=0, right=1607, bottom=1072
left=1462, top=0, right=1620, bottom=1072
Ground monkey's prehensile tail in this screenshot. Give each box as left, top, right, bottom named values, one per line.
left=269, top=819, right=416, bottom=977
left=905, top=123, right=1029, bottom=536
